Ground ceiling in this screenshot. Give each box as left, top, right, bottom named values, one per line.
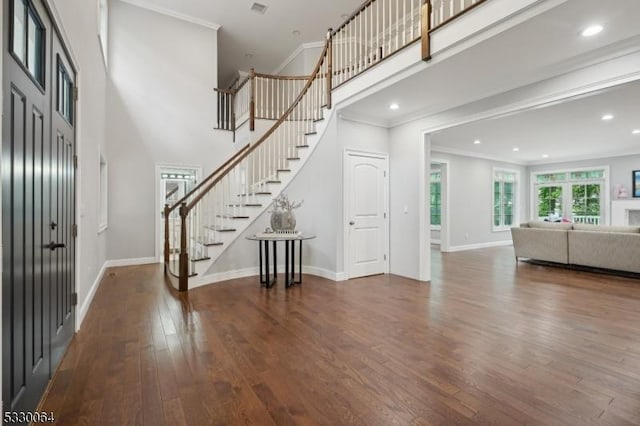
left=339, top=0, right=640, bottom=164
left=119, top=0, right=364, bottom=85
left=431, top=80, right=640, bottom=164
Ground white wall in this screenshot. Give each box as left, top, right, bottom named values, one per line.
left=389, top=121, right=429, bottom=281
left=52, top=0, right=109, bottom=326
left=276, top=43, right=325, bottom=76
left=107, top=1, right=229, bottom=260
left=430, top=151, right=526, bottom=248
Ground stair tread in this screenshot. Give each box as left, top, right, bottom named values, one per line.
left=305, top=131, right=317, bottom=136
left=287, top=157, right=301, bottom=161
left=296, top=145, right=310, bottom=148
left=238, top=192, right=272, bottom=196
left=266, top=180, right=281, bottom=184
left=206, top=225, right=237, bottom=232
left=277, top=169, right=291, bottom=172
left=196, top=237, right=224, bottom=247
left=191, top=256, right=211, bottom=262
left=228, top=203, right=263, bottom=207
left=216, top=214, right=250, bottom=219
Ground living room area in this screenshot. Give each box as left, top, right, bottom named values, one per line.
left=427, top=78, right=640, bottom=276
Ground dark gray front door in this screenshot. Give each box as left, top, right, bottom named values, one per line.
left=2, top=0, right=76, bottom=414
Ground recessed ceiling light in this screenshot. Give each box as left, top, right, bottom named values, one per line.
left=602, top=114, right=614, bottom=121
left=292, top=30, right=301, bottom=36
left=474, top=140, right=481, bottom=145
left=513, top=147, right=520, bottom=152
left=250, top=2, right=268, bottom=14
left=389, top=103, right=399, bottom=110
left=542, top=154, right=549, bottom=159
left=581, top=25, right=603, bottom=37
left=633, top=129, right=640, bottom=135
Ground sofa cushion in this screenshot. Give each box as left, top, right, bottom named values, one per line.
left=572, top=223, right=640, bottom=233
left=527, top=221, right=573, bottom=231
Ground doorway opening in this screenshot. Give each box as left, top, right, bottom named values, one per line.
left=429, top=159, right=450, bottom=252
left=155, top=165, right=201, bottom=262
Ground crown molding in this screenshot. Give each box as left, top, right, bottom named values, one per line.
left=119, top=0, right=221, bottom=30
left=338, top=111, right=390, bottom=129
left=271, top=41, right=325, bottom=75
left=431, top=145, right=527, bottom=166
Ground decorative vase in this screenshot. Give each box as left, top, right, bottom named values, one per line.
left=270, top=209, right=296, bottom=232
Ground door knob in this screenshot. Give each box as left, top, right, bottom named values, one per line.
left=349, top=221, right=355, bottom=225
left=46, top=241, right=66, bottom=251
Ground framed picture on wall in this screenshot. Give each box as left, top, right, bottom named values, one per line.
left=634, top=170, right=640, bottom=198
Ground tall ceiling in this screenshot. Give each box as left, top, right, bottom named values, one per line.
left=119, top=0, right=364, bottom=85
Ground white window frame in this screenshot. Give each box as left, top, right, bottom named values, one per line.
left=97, top=0, right=108, bottom=68
left=492, top=167, right=519, bottom=232
left=530, top=165, right=610, bottom=225
left=430, top=171, right=442, bottom=230
left=98, top=149, right=108, bottom=233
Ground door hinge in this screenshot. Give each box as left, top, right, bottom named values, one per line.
left=71, top=292, right=78, bottom=306
left=73, top=155, right=78, bottom=169
left=73, top=86, right=79, bottom=101
left=384, top=170, right=387, bottom=177
left=72, top=224, right=78, bottom=238
left=384, top=212, right=387, bottom=219
left=384, top=254, right=387, bottom=261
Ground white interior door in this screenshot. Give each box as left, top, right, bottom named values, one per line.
left=345, top=152, right=388, bottom=279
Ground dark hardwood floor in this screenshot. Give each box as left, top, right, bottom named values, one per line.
left=40, top=246, right=640, bottom=425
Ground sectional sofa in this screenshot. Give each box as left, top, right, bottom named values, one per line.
left=511, top=221, right=640, bottom=274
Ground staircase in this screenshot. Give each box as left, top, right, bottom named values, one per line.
left=164, top=0, right=487, bottom=291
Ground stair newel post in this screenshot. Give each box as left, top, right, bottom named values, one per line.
left=421, top=1, right=432, bottom=61
left=249, top=68, right=256, bottom=131
left=326, top=29, right=333, bottom=110
left=164, top=204, right=170, bottom=265
left=179, top=202, right=189, bottom=291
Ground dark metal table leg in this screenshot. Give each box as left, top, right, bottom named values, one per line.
left=285, top=240, right=290, bottom=288
left=273, top=240, right=277, bottom=283
left=259, top=241, right=265, bottom=286
left=295, top=239, right=303, bottom=284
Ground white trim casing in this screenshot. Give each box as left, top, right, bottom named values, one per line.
left=492, top=167, right=520, bottom=233
left=529, top=165, right=610, bottom=224
left=105, top=257, right=158, bottom=268
left=431, top=157, right=451, bottom=252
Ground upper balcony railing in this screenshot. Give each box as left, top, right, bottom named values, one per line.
left=214, top=0, right=487, bottom=137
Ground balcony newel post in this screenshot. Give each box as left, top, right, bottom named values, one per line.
left=249, top=68, right=256, bottom=131
left=179, top=202, right=189, bottom=292
left=326, top=28, right=333, bottom=109
left=421, top=0, right=432, bottom=61
left=164, top=204, right=170, bottom=266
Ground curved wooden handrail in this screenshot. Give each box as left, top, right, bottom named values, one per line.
left=254, top=72, right=309, bottom=81
left=186, top=38, right=331, bottom=213
left=166, top=143, right=251, bottom=214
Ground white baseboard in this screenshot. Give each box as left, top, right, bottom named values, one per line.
left=190, top=265, right=343, bottom=289
left=189, top=267, right=260, bottom=289
left=447, top=240, right=513, bottom=253
left=76, top=262, right=106, bottom=331
left=104, top=257, right=158, bottom=268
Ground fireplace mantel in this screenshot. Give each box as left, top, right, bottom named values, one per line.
left=611, top=199, right=640, bottom=226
